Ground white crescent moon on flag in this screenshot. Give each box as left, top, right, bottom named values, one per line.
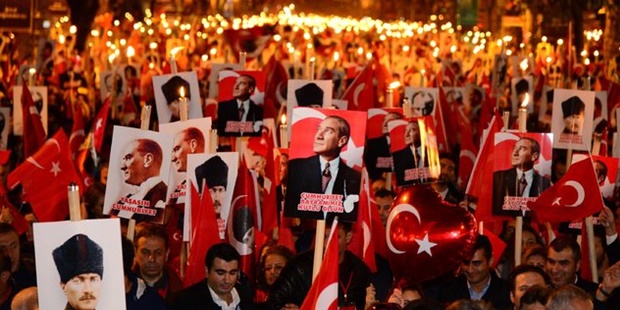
left=291, top=108, right=326, bottom=125
left=218, top=70, right=240, bottom=81
left=564, top=181, right=585, bottom=207
left=315, top=282, right=338, bottom=310
left=386, top=203, right=421, bottom=254
left=226, top=195, right=253, bottom=255
left=494, top=133, right=520, bottom=144
left=275, top=81, right=286, bottom=103
left=460, top=150, right=476, bottom=163
left=353, top=83, right=365, bottom=107
left=362, top=222, right=371, bottom=255
left=368, top=109, right=388, bottom=119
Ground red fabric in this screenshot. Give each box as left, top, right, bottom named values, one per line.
left=183, top=182, right=221, bottom=288
left=466, top=114, right=504, bottom=222
left=457, top=117, right=478, bottom=190
left=7, top=130, right=83, bottom=222
left=223, top=25, right=274, bottom=62
left=261, top=128, right=278, bottom=234
left=300, top=219, right=339, bottom=310
left=347, top=169, right=377, bottom=272
left=262, top=56, right=288, bottom=119
left=438, top=87, right=458, bottom=149
left=482, top=228, right=506, bottom=270
left=0, top=150, right=10, bottom=165
left=93, top=97, right=111, bottom=153
left=528, top=157, right=604, bottom=223
left=0, top=183, right=28, bottom=235
left=69, top=102, right=85, bottom=158
left=341, top=64, right=375, bottom=112
left=228, top=158, right=259, bottom=285
left=21, top=85, right=47, bottom=158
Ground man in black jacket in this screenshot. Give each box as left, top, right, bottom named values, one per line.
left=171, top=243, right=254, bottom=309
left=267, top=221, right=370, bottom=309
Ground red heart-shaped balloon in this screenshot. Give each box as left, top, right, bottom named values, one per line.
left=386, top=184, right=477, bottom=284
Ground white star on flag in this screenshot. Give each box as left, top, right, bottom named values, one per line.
left=552, top=197, right=562, bottom=206
left=95, top=118, right=103, bottom=131
left=50, top=162, right=61, bottom=177
left=341, top=138, right=364, bottom=168
left=415, top=233, right=437, bottom=256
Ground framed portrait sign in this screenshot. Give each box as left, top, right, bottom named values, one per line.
left=34, top=219, right=126, bottom=310
left=364, top=108, right=404, bottom=179
left=216, top=70, right=266, bottom=136
left=153, top=71, right=203, bottom=124
left=551, top=89, right=595, bottom=151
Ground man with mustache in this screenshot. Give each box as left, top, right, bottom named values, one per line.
left=195, top=155, right=229, bottom=220
left=53, top=234, right=104, bottom=310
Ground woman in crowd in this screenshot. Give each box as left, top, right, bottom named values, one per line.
left=255, top=245, right=295, bottom=302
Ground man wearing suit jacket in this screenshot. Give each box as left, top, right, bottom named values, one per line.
left=170, top=243, right=254, bottom=309
left=392, top=120, right=430, bottom=186
left=217, top=74, right=263, bottom=136
left=364, top=111, right=402, bottom=180
left=492, top=137, right=551, bottom=216
left=284, top=115, right=361, bottom=222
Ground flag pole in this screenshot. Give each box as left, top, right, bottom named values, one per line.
left=515, top=102, right=527, bottom=266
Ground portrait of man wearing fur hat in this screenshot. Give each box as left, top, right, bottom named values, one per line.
left=52, top=234, right=104, bottom=310
left=561, top=95, right=585, bottom=135
left=194, top=155, right=229, bottom=219
left=161, top=75, right=191, bottom=123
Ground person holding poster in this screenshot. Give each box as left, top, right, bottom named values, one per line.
left=492, top=137, right=551, bottom=215
left=285, top=115, right=361, bottom=222
left=217, top=74, right=263, bottom=136
left=52, top=234, right=104, bottom=310
left=111, top=138, right=168, bottom=222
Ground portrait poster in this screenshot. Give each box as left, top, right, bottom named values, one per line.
left=153, top=71, right=203, bottom=124
left=492, top=54, right=508, bottom=95
left=510, top=76, right=534, bottom=115
left=594, top=91, right=608, bottom=133
left=510, top=56, right=534, bottom=78
left=589, top=155, right=619, bottom=200
left=538, top=86, right=554, bottom=126
left=403, top=87, right=439, bottom=117
left=13, top=86, right=48, bottom=136
left=463, top=84, right=486, bottom=113
left=208, top=63, right=242, bottom=99
left=159, top=117, right=212, bottom=209
left=492, top=132, right=553, bottom=216
left=388, top=116, right=441, bottom=187
left=185, top=152, right=239, bottom=240
left=0, top=0, right=34, bottom=32
left=283, top=107, right=366, bottom=222
left=216, top=70, right=266, bottom=136
left=102, top=126, right=174, bottom=223
left=99, top=69, right=127, bottom=102
left=0, top=107, right=9, bottom=150
left=443, top=87, right=466, bottom=109
left=34, top=219, right=126, bottom=310
left=364, top=108, right=404, bottom=178
left=551, top=89, right=595, bottom=151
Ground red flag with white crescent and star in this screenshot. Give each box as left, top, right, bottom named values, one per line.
left=527, top=156, right=604, bottom=223
left=224, top=24, right=275, bottom=62
left=0, top=183, right=28, bottom=235
left=347, top=168, right=378, bottom=272
left=341, top=64, right=374, bottom=112
left=262, top=55, right=289, bottom=119
left=69, top=101, right=85, bottom=159
left=300, top=218, right=339, bottom=310
left=7, top=130, right=83, bottom=222
left=93, top=97, right=111, bottom=153
left=21, top=85, right=47, bottom=157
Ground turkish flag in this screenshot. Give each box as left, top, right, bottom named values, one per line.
left=227, top=158, right=259, bottom=284
left=481, top=227, right=506, bottom=270
left=21, top=85, right=47, bottom=158
left=7, top=130, right=83, bottom=222
left=457, top=117, right=478, bottom=190
left=438, top=87, right=458, bottom=149
left=262, top=127, right=278, bottom=234
left=527, top=157, right=604, bottom=223
left=300, top=218, right=339, bottom=310
left=0, top=183, right=28, bottom=235
left=224, top=24, right=275, bottom=62
left=465, top=113, right=504, bottom=222
left=347, top=169, right=378, bottom=272
left=341, top=64, right=374, bottom=111
left=69, top=101, right=85, bottom=158
left=93, top=97, right=111, bottom=153
left=0, top=150, right=10, bottom=165
left=183, top=182, right=222, bottom=288
left=262, top=55, right=288, bottom=119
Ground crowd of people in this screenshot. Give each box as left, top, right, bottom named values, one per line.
left=0, top=3, right=618, bottom=310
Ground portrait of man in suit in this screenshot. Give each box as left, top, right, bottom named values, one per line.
left=169, top=127, right=205, bottom=206
left=392, top=120, right=430, bottom=186
left=492, top=137, right=551, bottom=215
left=111, top=138, right=168, bottom=222
left=363, top=111, right=403, bottom=180
left=284, top=115, right=360, bottom=222
left=217, top=74, right=263, bottom=136
left=161, top=75, right=191, bottom=123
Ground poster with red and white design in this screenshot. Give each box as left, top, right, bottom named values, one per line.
left=284, top=107, right=366, bottom=222
left=364, top=108, right=404, bottom=179
left=387, top=116, right=441, bottom=187
left=492, top=132, right=553, bottom=216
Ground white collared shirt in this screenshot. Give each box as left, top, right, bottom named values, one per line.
left=208, top=285, right=240, bottom=310
left=237, top=99, right=249, bottom=121
left=516, top=168, right=534, bottom=197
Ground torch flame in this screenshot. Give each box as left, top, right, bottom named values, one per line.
left=280, top=114, right=287, bottom=125
left=179, top=86, right=186, bottom=98
left=170, top=46, right=184, bottom=58
left=521, top=93, right=530, bottom=108
left=519, top=58, right=529, bottom=72
left=389, top=81, right=401, bottom=89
